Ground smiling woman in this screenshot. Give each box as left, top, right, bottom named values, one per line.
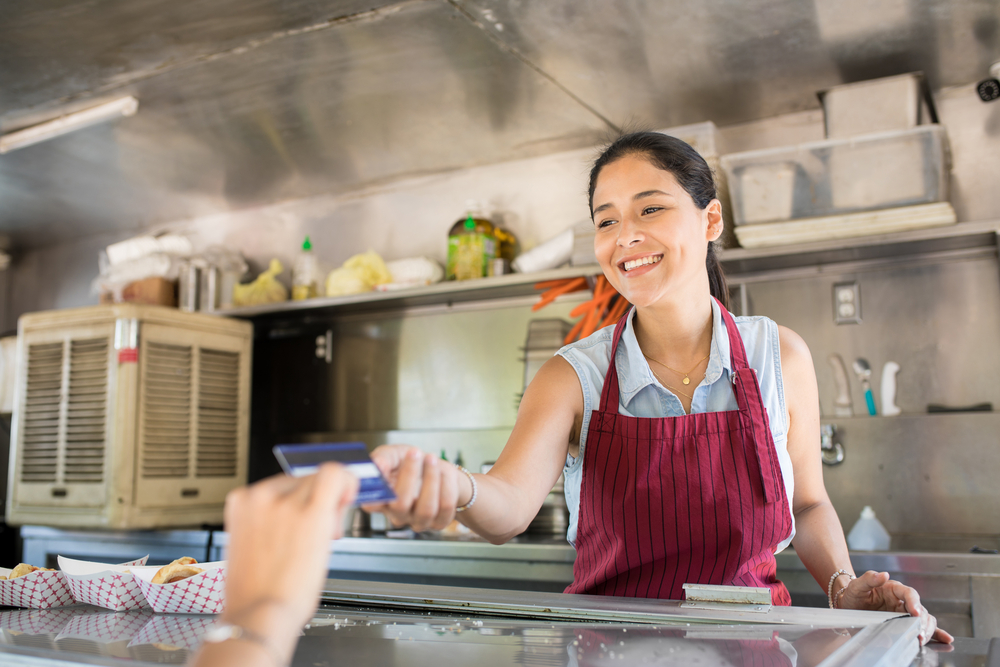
left=366, top=130, right=952, bottom=646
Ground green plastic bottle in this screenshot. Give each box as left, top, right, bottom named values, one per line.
left=291, top=236, right=319, bottom=300
left=447, top=205, right=496, bottom=281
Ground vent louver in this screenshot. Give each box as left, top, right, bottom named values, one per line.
left=64, top=338, right=109, bottom=483
left=142, top=342, right=192, bottom=478
left=197, top=349, right=239, bottom=477
left=20, top=342, right=63, bottom=483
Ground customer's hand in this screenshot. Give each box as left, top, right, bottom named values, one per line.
left=838, top=570, right=953, bottom=645
left=366, top=444, right=464, bottom=532
left=223, top=464, right=359, bottom=636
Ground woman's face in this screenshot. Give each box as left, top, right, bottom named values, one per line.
left=591, top=154, right=723, bottom=309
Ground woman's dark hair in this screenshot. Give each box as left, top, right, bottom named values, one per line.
left=588, top=131, right=729, bottom=311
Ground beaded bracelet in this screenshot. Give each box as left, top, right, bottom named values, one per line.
left=455, top=466, right=478, bottom=513
left=827, top=569, right=855, bottom=609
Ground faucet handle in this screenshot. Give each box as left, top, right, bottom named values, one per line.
left=820, top=423, right=845, bottom=466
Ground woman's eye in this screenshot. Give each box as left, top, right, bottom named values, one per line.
left=597, top=218, right=616, bottom=229
left=642, top=206, right=662, bottom=215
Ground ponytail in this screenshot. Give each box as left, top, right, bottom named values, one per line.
left=706, top=242, right=729, bottom=311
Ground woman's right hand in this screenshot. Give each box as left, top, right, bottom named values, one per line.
left=365, top=444, right=467, bottom=532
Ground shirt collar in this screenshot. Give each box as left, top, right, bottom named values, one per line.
left=616, top=298, right=733, bottom=406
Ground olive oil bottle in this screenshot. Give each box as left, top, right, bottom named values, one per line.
left=447, top=206, right=497, bottom=281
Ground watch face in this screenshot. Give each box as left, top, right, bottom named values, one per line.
left=203, top=623, right=236, bottom=643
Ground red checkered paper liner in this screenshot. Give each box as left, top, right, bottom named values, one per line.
left=56, top=609, right=153, bottom=644
left=0, top=565, right=75, bottom=609
left=128, top=614, right=216, bottom=651
left=0, top=607, right=88, bottom=634
left=58, top=556, right=151, bottom=612
left=130, top=561, right=226, bottom=614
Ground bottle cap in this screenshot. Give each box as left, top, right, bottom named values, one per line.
left=860, top=505, right=876, bottom=519
left=464, top=215, right=475, bottom=230
left=303, top=236, right=312, bottom=251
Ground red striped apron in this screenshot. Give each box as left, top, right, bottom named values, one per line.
left=565, top=299, right=793, bottom=603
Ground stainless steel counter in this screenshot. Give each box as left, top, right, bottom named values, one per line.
left=1, top=580, right=986, bottom=667
left=211, top=532, right=1000, bottom=638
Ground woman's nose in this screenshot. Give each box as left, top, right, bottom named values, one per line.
left=617, top=216, right=643, bottom=247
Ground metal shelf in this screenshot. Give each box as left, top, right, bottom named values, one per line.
left=218, top=264, right=600, bottom=321
left=217, top=220, right=1000, bottom=320
left=719, top=219, right=1000, bottom=277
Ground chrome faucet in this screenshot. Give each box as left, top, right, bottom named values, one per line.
left=820, top=424, right=845, bottom=466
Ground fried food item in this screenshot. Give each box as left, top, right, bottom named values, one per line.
left=0, top=575, right=6, bottom=581
left=151, top=557, right=203, bottom=585
left=8, top=564, right=54, bottom=579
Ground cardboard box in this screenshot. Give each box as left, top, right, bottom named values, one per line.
left=101, top=277, right=177, bottom=307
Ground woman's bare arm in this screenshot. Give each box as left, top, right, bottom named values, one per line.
left=368, top=355, right=583, bottom=543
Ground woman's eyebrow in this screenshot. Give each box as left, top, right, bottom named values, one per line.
left=633, top=189, right=672, bottom=200
left=593, top=189, right=673, bottom=215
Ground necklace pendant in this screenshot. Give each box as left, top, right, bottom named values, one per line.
left=682, top=377, right=690, bottom=385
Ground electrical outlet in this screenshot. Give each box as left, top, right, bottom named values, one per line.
left=833, top=282, right=861, bottom=324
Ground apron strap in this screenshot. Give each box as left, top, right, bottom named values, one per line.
left=717, top=298, right=784, bottom=504
left=597, top=307, right=632, bottom=413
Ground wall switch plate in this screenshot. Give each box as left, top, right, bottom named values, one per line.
left=833, top=282, right=862, bottom=324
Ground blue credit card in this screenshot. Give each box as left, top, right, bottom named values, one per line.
left=273, top=442, right=396, bottom=506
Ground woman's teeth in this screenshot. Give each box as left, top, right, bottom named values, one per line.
left=623, top=255, right=662, bottom=272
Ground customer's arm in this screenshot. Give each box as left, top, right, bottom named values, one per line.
left=189, top=464, right=359, bottom=667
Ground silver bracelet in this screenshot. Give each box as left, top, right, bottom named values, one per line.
left=827, top=569, right=855, bottom=609
left=455, top=466, right=478, bottom=513
left=203, top=622, right=287, bottom=667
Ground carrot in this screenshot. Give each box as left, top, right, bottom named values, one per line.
left=578, top=296, right=608, bottom=339
left=534, top=279, right=576, bottom=290
left=600, top=297, right=629, bottom=328
left=531, top=277, right=587, bottom=311
left=569, top=289, right=613, bottom=319
left=564, top=317, right=586, bottom=345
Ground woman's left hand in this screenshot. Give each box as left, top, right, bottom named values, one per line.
left=838, top=570, right=953, bottom=645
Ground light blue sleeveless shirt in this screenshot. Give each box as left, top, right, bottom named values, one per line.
left=556, top=298, right=796, bottom=552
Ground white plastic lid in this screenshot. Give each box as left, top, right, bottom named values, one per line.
left=860, top=505, right=876, bottom=519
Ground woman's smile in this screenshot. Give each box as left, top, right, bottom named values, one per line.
left=618, top=252, right=663, bottom=274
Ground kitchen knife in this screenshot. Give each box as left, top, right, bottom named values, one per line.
left=828, top=354, right=853, bottom=417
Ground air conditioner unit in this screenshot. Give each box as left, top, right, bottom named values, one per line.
left=6, top=304, right=252, bottom=529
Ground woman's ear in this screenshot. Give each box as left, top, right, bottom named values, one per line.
left=705, top=199, right=724, bottom=243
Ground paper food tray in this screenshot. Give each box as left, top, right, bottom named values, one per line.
left=56, top=609, right=154, bottom=644
left=0, top=565, right=76, bottom=609
left=128, top=614, right=217, bottom=651
left=59, top=556, right=151, bottom=612
left=0, top=607, right=88, bottom=635
left=130, top=561, right=226, bottom=614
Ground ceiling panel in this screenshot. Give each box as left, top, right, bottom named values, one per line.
left=1, top=0, right=997, bottom=249
left=0, top=0, right=610, bottom=247
left=453, top=0, right=1000, bottom=127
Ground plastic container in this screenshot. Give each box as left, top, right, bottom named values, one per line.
left=720, top=125, right=950, bottom=226
left=660, top=120, right=724, bottom=157
left=292, top=236, right=321, bottom=300
left=511, top=228, right=573, bottom=273
left=819, top=72, right=935, bottom=139
left=847, top=506, right=891, bottom=551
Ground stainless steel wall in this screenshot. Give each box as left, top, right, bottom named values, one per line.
left=732, top=254, right=1000, bottom=538
left=6, top=83, right=1000, bottom=331
left=252, top=251, right=1000, bottom=539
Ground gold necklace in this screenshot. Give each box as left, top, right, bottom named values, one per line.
left=643, top=350, right=711, bottom=385
left=649, top=368, right=694, bottom=401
